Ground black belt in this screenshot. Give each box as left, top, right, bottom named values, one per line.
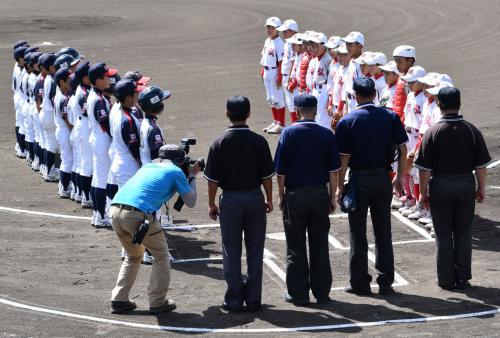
left=285, top=185, right=327, bottom=193
left=351, top=167, right=388, bottom=176
left=113, top=203, right=157, bottom=218
left=263, top=66, right=277, bottom=70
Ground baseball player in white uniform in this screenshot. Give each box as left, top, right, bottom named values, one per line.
left=67, top=74, right=81, bottom=200
left=13, top=45, right=29, bottom=158
left=54, top=67, right=74, bottom=198
left=328, top=43, right=350, bottom=128
left=325, top=36, right=342, bottom=114
left=285, top=33, right=304, bottom=123
left=27, top=52, right=43, bottom=171
left=378, top=61, right=399, bottom=110
left=87, top=63, right=117, bottom=228
left=364, top=52, right=387, bottom=104
left=260, top=17, right=286, bottom=134
left=309, top=32, right=332, bottom=128
left=40, top=53, right=60, bottom=182
left=20, top=50, right=38, bottom=166
left=276, top=19, right=299, bottom=127
left=341, top=31, right=365, bottom=113
left=33, top=54, right=49, bottom=175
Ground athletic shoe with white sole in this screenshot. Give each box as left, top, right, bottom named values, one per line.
left=399, top=199, right=416, bottom=214
left=58, top=182, right=71, bottom=199
left=142, top=251, right=153, bottom=265
left=94, top=214, right=112, bottom=228
left=18, top=149, right=27, bottom=158
left=31, top=158, right=40, bottom=171
left=75, top=192, right=83, bottom=203
left=391, top=195, right=403, bottom=209
left=408, top=203, right=427, bottom=220
left=418, top=211, right=432, bottom=224
left=267, top=124, right=284, bottom=134
left=430, top=228, right=435, bottom=238
left=263, top=121, right=277, bottom=132
left=44, top=169, right=59, bottom=182
left=425, top=222, right=434, bottom=231
left=81, top=195, right=93, bottom=209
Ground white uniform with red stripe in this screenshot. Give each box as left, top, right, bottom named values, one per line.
left=260, top=36, right=285, bottom=108
left=342, top=60, right=362, bottom=113
left=331, top=65, right=348, bottom=111
left=281, top=39, right=296, bottom=112
left=373, top=73, right=386, bottom=105
left=404, top=90, right=426, bottom=180
left=311, top=52, right=332, bottom=128
left=378, top=82, right=397, bottom=109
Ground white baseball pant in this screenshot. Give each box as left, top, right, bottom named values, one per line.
left=56, top=128, right=73, bottom=173
left=263, top=68, right=285, bottom=108
left=312, top=85, right=331, bottom=129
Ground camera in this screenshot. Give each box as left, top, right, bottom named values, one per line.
left=173, top=138, right=205, bottom=212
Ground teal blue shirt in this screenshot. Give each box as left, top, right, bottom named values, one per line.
left=112, top=161, right=191, bottom=213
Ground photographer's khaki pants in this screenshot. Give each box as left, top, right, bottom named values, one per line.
left=110, top=205, right=171, bottom=308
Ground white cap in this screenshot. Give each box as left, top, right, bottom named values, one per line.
left=427, top=81, right=454, bottom=95
left=265, top=17, right=281, bottom=28
left=365, top=52, right=387, bottom=65
left=401, top=66, right=427, bottom=82
left=309, top=32, right=328, bottom=45
left=379, top=61, right=399, bottom=73
left=354, top=51, right=373, bottom=65
left=393, top=45, right=416, bottom=58
left=325, top=36, right=342, bottom=49
left=438, top=73, right=452, bottom=83
left=301, top=31, right=315, bottom=42
left=341, top=31, right=365, bottom=46
left=286, top=33, right=303, bottom=45
left=277, top=19, right=298, bottom=32
left=335, top=43, right=348, bottom=54
left=416, top=72, right=440, bottom=86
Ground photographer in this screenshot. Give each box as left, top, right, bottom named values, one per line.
left=109, top=144, right=200, bottom=315
left=204, top=95, right=274, bottom=313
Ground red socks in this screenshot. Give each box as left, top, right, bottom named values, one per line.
left=413, top=184, right=420, bottom=201
left=276, top=107, right=286, bottom=126
left=290, top=111, right=298, bottom=123
left=271, top=107, right=278, bottom=122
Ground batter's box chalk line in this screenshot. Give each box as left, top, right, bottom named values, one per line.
left=0, top=297, right=498, bottom=333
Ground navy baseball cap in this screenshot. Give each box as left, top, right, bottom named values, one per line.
left=438, top=87, right=461, bottom=109
left=14, top=46, right=28, bottom=60
left=114, top=80, right=145, bottom=100
left=54, top=67, right=72, bottom=85
left=294, top=94, right=318, bottom=108
left=123, top=71, right=151, bottom=85
left=28, top=52, right=43, bottom=66
left=353, top=77, right=376, bottom=96
left=88, top=63, right=118, bottom=84
left=14, top=40, right=28, bottom=49
left=74, top=61, right=91, bottom=82
left=40, top=53, right=57, bottom=70
left=107, top=72, right=121, bottom=92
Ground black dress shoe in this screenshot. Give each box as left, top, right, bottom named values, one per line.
left=246, top=302, right=262, bottom=312
left=149, top=299, right=176, bottom=314
left=378, top=287, right=396, bottom=296
left=222, top=302, right=244, bottom=313
left=438, top=283, right=455, bottom=291
left=284, top=293, right=310, bottom=306
left=455, top=280, right=472, bottom=290
left=111, top=300, right=137, bottom=314
left=316, top=297, right=332, bottom=304
left=344, top=285, right=372, bottom=296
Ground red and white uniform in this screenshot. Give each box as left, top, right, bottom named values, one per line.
left=311, top=52, right=332, bottom=128
left=404, top=90, right=426, bottom=181
left=378, top=82, right=397, bottom=109
left=342, top=60, right=362, bottom=113
left=372, top=73, right=386, bottom=105
left=260, top=36, right=285, bottom=108
left=331, top=65, right=348, bottom=111
left=297, top=52, right=312, bottom=93
left=281, top=38, right=296, bottom=112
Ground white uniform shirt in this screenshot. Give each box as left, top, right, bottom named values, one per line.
left=306, top=57, right=317, bottom=92
left=53, top=89, right=69, bottom=132
left=378, top=83, right=397, bottom=109
left=42, top=74, right=55, bottom=114
left=312, top=52, right=332, bottom=87
left=342, top=60, right=362, bottom=112
left=260, top=36, right=284, bottom=67
left=87, top=88, right=111, bottom=138
left=326, top=60, right=340, bottom=93
left=331, top=65, right=348, bottom=108
left=140, top=115, right=165, bottom=164
left=419, top=98, right=436, bottom=135
left=404, top=90, right=426, bottom=130
left=281, top=41, right=295, bottom=76
left=373, top=74, right=386, bottom=105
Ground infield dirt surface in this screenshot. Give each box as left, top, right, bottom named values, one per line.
left=1, top=0, right=500, bottom=337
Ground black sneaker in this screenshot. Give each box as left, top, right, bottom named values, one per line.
left=111, top=300, right=136, bottom=314
left=438, top=283, right=455, bottom=291
left=149, top=299, right=176, bottom=314
left=316, top=297, right=332, bottom=304
left=284, top=293, right=310, bottom=306
left=344, top=285, right=372, bottom=296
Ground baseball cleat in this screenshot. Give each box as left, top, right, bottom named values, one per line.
left=263, top=121, right=277, bottom=132
left=94, top=214, right=112, bottom=229
left=75, top=192, right=83, bottom=203
left=267, top=124, right=283, bottom=134
left=81, top=195, right=93, bottom=209
left=142, top=251, right=153, bottom=265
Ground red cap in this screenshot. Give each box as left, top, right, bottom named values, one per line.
left=135, top=84, right=146, bottom=93
left=104, top=68, right=118, bottom=77
left=137, top=76, right=151, bottom=85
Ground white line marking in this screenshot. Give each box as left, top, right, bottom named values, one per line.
left=367, top=251, right=409, bottom=286
left=490, top=186, right=500, bottom=189
left=487, top=159, right=500, bottom=169
left=163, top=224, right=220, bottom=230
left=263, top=248, right=286, bottom=282
left=329, top=213, right=348, bottom=219
left=338, top=239, right=434, bottom=251
left=172, top=257, right=223, bottom=264
left=328, top=235, right=346, bottom=249
left=0, top=297, right=497, bottom=333
left=331, top=281, right=407, bottom=291
left=392, top=211, right=433, bottom=240
left=0, top=206, right=92, bottom=221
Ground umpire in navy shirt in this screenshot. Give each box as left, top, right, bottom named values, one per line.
left=204, top=96, right=274, bottom=313
left=274, top=94, right=341, bottom=305
left=335, top=78, right=408, bottom=296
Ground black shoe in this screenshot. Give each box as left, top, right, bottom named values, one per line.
left=455, top=280, right=472, bottom=290
left=221, top=302, right=244, bottom=313
left=149, top=299, right=176, bottom=314
left=344, top=285, right=372, bottom=296
left=111, top=300, right=136, bottom=314
left=316, top=297, right=332, bottom=304
left=378, top=286, right=396, bottom=296
left=284, top=293, right=310, bottom=306
left=245, top=302, right=262, bottom=313
left=438, top=283, right=455, bottom=291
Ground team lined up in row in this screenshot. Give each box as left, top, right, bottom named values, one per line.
left=11, top=41, right=171, bottom=232
left=259, top=17, right=455, bottom=233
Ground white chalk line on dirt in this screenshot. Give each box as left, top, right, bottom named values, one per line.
left=486, top=159, right=500, bottom=169
left=0, top=297, right=497, bottom=333
left=392, top=211, right=433, bottom=240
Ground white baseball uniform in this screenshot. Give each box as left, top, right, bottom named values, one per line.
left=378, top=82, right=397, bottom=109
left=404, top=90, right=426, bottom=181
left=40, top=74, right=59, bottom=153
left=342, top=60, right=362, bottom=113
left=73, top=84, right=93, bottom=177
left=311, top=52, right=332, bottom=128
left=260, top=36, right=285, bottom=108
left=281, top=39, right=296, bottom=112
left=140, top=114, right=165, bottom=164
left=373, top=73, right=386, bottom=106
left=54, top=90, right=73, bottom=174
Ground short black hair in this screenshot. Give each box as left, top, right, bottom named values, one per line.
left=297, top=106, right=317, bottom=115
left=226, top=95, right=250, bottom=122
left=438, top=87, right=461, bottom=111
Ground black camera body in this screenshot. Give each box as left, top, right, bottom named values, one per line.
left=173, top=138, right=205, bottom=212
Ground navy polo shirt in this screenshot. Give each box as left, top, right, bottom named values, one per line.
left=335, top=103, right=408, bottom=170
left=274, top=120, right=341, bottom=189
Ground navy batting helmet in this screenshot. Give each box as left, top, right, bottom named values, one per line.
left=54, top=54, right=75, bottom=71
left=55, top=47, right=83, bottom=59
left=138, top=86, right=171, bottom=113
